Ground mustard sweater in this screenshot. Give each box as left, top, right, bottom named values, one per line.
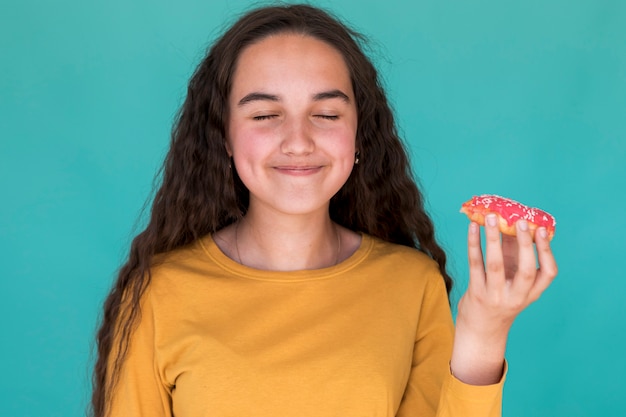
left=108, top=234, right=504, bottom=416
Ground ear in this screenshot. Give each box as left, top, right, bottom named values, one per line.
left=225, top=140, right=233, bottom=157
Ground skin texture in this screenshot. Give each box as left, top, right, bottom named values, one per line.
left=218, top=34, right=361, bottom=271
left=227, top=34, right=357, bottom=218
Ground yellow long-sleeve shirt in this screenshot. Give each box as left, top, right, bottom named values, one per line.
left=108, top=233, right=504, bottom=416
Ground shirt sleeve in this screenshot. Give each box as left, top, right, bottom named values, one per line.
left=106, top=287, right=173, bottom=417
left=396, top=271, right=505, bottom=417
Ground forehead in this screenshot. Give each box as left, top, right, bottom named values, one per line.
left=230, top=33, right=353, bottom=97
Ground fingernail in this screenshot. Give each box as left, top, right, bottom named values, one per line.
left=470, top=222, right=478, bottom=234
left=538, top=227, right=547, bottom=239
left=518, top=220, right=528, bottom=232
left=486, top=214, right=497, bottom=227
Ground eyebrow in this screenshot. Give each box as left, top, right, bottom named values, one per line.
left=237, top=89, right=351, bottom=106
left=312, top=89, right=351, bottom=103
left=237, top=92, right=280, bottom=106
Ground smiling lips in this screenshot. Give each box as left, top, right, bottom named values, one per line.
left=273, top=165, right=324, bottom=176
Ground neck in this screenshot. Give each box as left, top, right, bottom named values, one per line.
left=234, top=210, right=341, bottom=271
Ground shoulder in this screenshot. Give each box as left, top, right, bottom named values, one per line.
left=146, top=235, right=218, bottom=297
left=365, top=234, right=440, bottom=273
left=353, top=235, right=451, bottom=322
left=356, top=234, right=445, bottom=292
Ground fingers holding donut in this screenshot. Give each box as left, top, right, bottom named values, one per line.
left=509, top=219, right=539, bottom=293
left=529, top=225, right=559, bottom=302
left=463, top=197, right=558, bottom=320
left=461, top=195, right=556, bottom=241
left=467, top=221, right=486, bottom=292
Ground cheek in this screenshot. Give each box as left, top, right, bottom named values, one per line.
left=339, top=113, right=358, bottom=149
left=228, top=123, right=258, bottom=157
left=229, top=127, right=270, bottom=174
left=332, top=125, right=357, bottom=156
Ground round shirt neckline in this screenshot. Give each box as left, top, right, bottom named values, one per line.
left=198, top=233, right=375, bottom=282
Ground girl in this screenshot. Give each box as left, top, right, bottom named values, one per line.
left=92, top=4, right=557, bottom=417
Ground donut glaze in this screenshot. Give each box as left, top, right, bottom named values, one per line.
left=460, top=195, right=556, bottom=240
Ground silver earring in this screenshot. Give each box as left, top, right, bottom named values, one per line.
left=354, top=152, right=360, bottom=165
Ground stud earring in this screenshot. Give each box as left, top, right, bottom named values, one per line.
left=354, top=151, right=360, bottom=165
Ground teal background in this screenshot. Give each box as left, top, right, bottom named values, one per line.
left=1, top=0, right=624, bottom=415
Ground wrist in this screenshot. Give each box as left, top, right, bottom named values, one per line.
left=449, top=320, right=509, bottom=385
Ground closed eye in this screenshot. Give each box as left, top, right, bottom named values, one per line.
left=315, top=115, right=339, bottom=120
left=253, top=114, right=278, bottom=121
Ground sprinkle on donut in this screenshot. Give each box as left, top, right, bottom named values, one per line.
left=460, top=195, right=556, bottom=240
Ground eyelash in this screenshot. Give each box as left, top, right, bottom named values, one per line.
left=252, top=115, right=339, bottom=121
left=253, top=115, right=277, bottom=120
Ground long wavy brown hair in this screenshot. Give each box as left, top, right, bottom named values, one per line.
left=91, top=4, right=453, bottom=416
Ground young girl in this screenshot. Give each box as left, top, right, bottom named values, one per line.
left=92, top=4, right=557, bottom=417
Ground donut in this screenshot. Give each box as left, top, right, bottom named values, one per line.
left=460, top=195, right=556, bottom=240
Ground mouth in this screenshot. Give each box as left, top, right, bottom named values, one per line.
left=273, top=166, right=324, bottom=176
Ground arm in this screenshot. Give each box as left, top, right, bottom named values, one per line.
left=396, top=269, right=505, bottom=417
left=450, top=216, right=558, bottom=385
left=105, top=288, right=173, bottom=417
left=398, top=215, right=556, bottom=417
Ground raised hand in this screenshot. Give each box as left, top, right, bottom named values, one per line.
left=450, top=214, right=558, bottom=385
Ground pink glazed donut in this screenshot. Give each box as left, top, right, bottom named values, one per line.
left=460, top=195, right=556, bottom=240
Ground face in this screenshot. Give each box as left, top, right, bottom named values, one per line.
left=227, top=33, right=358, bottom=217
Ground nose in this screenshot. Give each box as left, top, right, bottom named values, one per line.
left=280, top=117, right=315, bottom=156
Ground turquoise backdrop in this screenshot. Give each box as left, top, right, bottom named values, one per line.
left=2, top=0, right=625, bottom=416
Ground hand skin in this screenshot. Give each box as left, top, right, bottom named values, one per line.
left=450, top=214, right=558, bottom=385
